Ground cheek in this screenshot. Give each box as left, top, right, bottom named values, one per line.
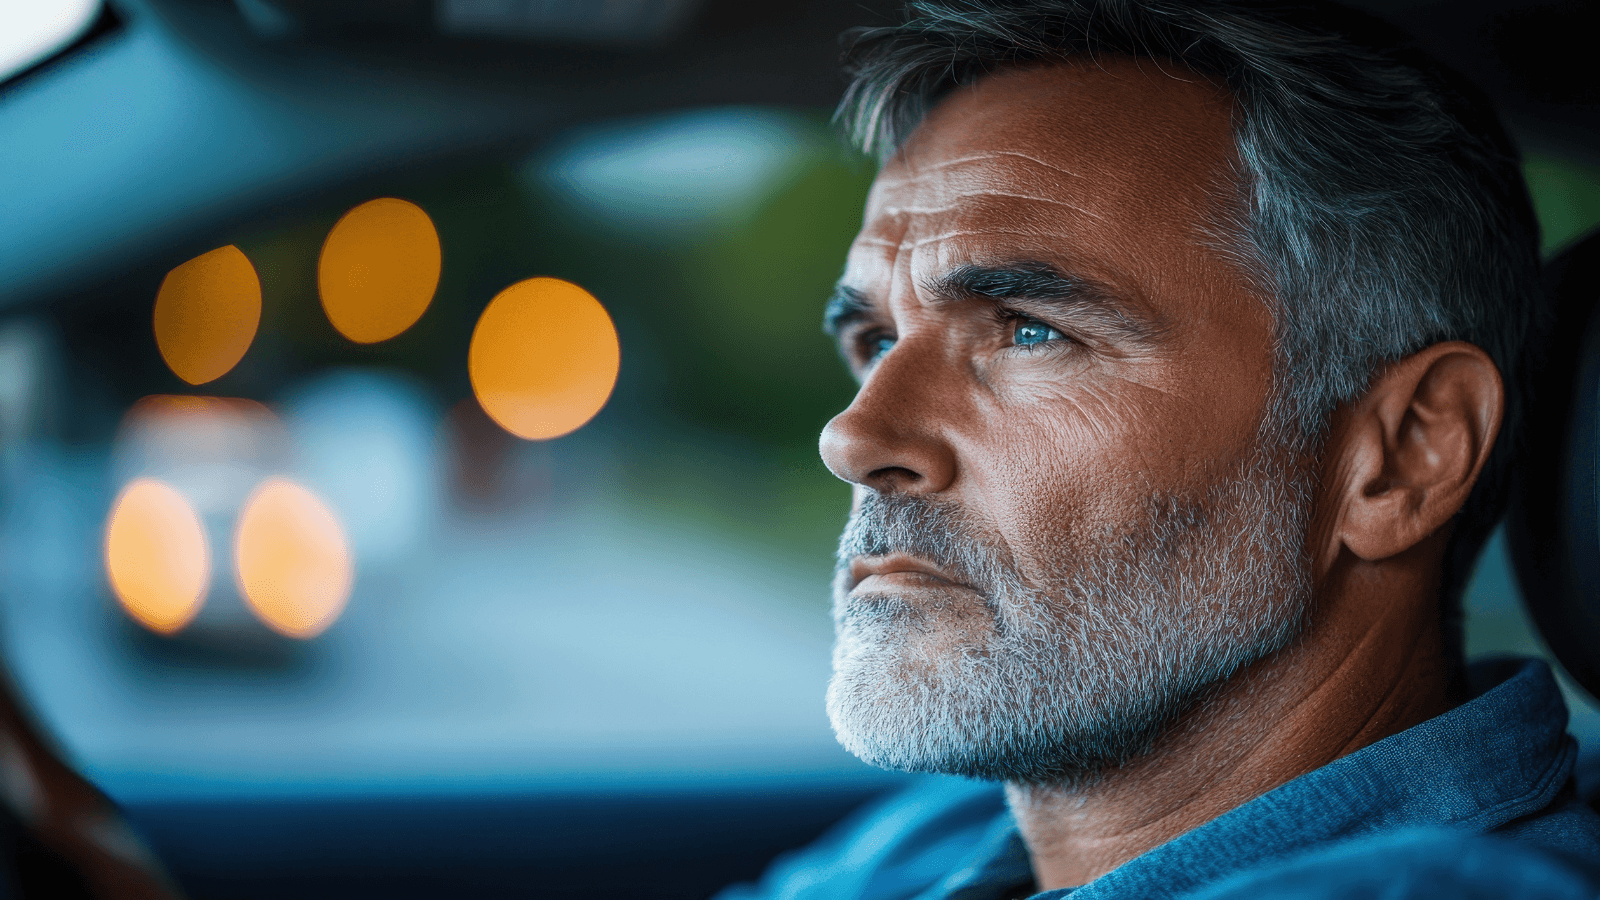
left=961, top=372, right=1248, bottom=562
left=962, top=385, right=1154, bottom=554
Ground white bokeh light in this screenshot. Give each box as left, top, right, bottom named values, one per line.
left=280, top=369, right=443, bottom=572
left=532, top=107, right=820, bottom=237
left=1, top=0, right=101, bottom=84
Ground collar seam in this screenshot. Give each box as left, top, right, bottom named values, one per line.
left=1446, top=735, right=1576, bottom=832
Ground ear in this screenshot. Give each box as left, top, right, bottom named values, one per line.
left=1325, top=342, right=1503, bottom=564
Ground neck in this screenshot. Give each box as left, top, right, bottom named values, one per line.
left=1007, top=544, right=1454, bottom=890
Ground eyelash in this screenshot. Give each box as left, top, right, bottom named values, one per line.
left=844, top=308, right=1071, bottom=371
left=990, top=306, right=1073, bottom=353
left=852, top=329, right=895, bottom=367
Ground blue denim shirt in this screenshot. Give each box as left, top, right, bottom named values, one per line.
left=722, top=658, right=1600, bottom=899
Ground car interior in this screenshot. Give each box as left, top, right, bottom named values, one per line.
left=0, top=0, right=1597, bottom=896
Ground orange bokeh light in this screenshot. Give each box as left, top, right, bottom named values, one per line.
left=318, top=197, right=441, bottom=344
left=468, top=277, right=620, bottom=440
left=105, top=478, right=210, bottom=634
left=234, top=478, right=353, bottom=639
left=153, top=245, right=262, bottom=385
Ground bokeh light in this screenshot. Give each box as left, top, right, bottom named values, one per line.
left=318, top=198, right=441, bottom=344
left=235, top=478, right=354, bottom=639
left=104, top=478, right=210, bottom=635
left=468, top=277, right=620, bottom=440
left=115, top=394, right=287, bottom=519
left=0, top=0, right=101, bottom=84
left=153, top=245, right=262, bottom=385
left=535, top=108, right=818, bottom=238
left=119, top=393, right=281, bottom=457
left=282, top=370, right=441, bottom=570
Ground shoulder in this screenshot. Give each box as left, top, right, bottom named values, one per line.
left=1493, top=775, right=1600, bottom=860
left=1182, top=826, right=1600, bottom=900
left=716, top=777, right=1008, bottom=900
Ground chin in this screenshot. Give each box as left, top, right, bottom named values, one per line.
left=825, top=441, right=1317, bottom=787
left=825, top=620, right=1172, bottom=786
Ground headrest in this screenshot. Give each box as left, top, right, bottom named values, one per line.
left=1507, top=227, right=1600, bottom=704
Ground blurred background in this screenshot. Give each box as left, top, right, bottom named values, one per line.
left=0, top=0, right=1598, bottom=896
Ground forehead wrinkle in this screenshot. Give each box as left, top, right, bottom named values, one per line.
left=893, top=229, right=1090, bottom=251
left=872, top=164, right=1104, bottom=219
left=875, top=150, right=1087, bottom=185
left=878, top=192, right=1109, bottom=221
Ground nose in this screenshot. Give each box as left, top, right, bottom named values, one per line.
left=818, top=340, right=959, bottom=495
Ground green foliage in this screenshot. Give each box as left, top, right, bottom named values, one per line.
left=1524, top=152, right=1600, bottom=257
left=666, top=151, right=875, bottom=447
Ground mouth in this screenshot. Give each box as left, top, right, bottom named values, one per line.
left=847, top=553, right=968, bottom=593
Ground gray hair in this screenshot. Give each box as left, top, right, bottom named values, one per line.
left=836, top=0, right=1545, bottom=663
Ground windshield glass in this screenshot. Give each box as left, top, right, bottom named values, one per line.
left=0, top=104, right=905, bottom=800
left=2, top=87, right=1599, bottom=809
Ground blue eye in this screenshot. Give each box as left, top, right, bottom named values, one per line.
left=869, top=335, right=896, bottom=361
left=1013, top=319, right=1064, bottom=347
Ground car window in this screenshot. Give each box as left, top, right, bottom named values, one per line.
left=0, top=105, right=902, bottom=802
left=0, top=14, right=1598, bottom=811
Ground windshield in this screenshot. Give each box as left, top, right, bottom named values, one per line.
left=1, top=12, right=1598, bottom=810
left=0, top=103, right=909, bottom=801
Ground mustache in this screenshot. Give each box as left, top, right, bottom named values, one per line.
left=835, top=492, right=1016, bottom=594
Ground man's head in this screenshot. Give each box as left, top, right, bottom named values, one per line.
left=819, top=0, right=1540, bottom=785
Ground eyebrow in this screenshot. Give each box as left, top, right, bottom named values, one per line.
left=927, top=262, right=1161, bottom=343
left=822, top=284, right=874, bottom=338
left=824, top=261, right=1163, bottom=344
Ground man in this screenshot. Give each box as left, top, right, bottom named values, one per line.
left=722, top=1, right=1600, bottom=897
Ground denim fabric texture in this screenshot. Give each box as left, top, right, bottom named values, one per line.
left=719, top=657, right=1600, bottom=900
left=1182, top=827, right=1600, bottom=899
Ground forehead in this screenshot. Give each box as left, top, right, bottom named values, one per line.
left=852, top=58, right=1247, bottom=310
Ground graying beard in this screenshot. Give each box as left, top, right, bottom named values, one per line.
left=825, top=446, right=1312, bottom=787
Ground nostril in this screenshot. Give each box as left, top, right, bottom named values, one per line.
left=866, top=465, right=924, bottom=491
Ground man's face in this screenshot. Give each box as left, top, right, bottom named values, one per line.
left=819, top=60, right=1313, bottom=783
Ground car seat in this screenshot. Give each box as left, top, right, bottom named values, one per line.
left=1506, top=226, right=1600, bottom=813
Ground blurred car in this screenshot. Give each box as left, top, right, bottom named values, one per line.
left=0, top=0, right=1597, bottom=897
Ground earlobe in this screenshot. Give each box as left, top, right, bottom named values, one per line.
left=1328, top=342, right=1503, bottom=564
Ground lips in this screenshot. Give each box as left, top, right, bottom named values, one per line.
left=847, top=552, right=967, bottom=592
